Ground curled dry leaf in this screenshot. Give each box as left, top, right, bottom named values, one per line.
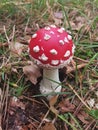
left=41, top=122, right=56, bottom=130
left=10, top=96, right=25, bottom=110
left=77, top=111, right=89, bottom=124
left=54, top=12, right=63, bottom=19
left=46, top=1, right=62, bottom=26
left=49, top=95, right=58, bottom=106
left=69, top=16, right=87, bottom=31
left=58, top=99, right=75, bottom=113
left=23, top=63, right=41, bottom=84
left=14, top=42, right=26, bottom=55
left=49, top=95, right=59, bottom=116
left=9, top=42, right=27, bottom=56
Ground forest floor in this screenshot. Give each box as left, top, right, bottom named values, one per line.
left=0, top=0, right=98, bottom=130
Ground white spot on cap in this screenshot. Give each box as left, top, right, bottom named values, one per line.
left=67, top=35, right=72, bottom=40
left=50, top=25, right=56, bottom=28
left=59, top=40, right=65, bottom=45
left=64, top=50, right=70, bottom=57
left=44, top=26, right=51, bottom=30
left=64, top=37, right=69, bottom=43
left=32, top=33, right=37, bottom=38
left=50, top=49, right=58, bottom=55
left=61, top=27, right=65, bottom=31
left=44, top=34, right=51, bottom=40
left=63, top=56, right=72, bottom=65
left=60, top=60, right=64, bottom=64
left=40, top=54, right=48, bottom=61
left=39, top=39, right=42, bottom=42
left=57, top=28, right=63, bottom=33
left=33, top=45, right=40, bottom=52
left=41, top=47, right=44, bottom=51
left=57, top=35, right=60, bottom=37
left=51, top=60, right=59, bottom=65
left=50, top=31, right=55, bottom=34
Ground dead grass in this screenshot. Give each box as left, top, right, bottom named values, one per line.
left=0, top=0, right=98, bottom=130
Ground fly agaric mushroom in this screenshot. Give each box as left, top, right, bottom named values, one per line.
left=29, top=25, right=75, bottom=99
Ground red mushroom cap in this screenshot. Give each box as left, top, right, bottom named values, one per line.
left=29, top=25, right=75, bottom=68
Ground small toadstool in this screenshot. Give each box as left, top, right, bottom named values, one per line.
left=29, top=25, right=75, bottom=99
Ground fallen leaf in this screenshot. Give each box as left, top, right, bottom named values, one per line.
left=49, top=95, right=59, bottom=116
left=41, top=122, right=56, bottom=130
left=10, top=96, right=25, bottom=110
left=53, top=11, right=63, bottom=25
left=9, top=41, right=27, bottom=56
left=14, top=42, right=26, bottom=55
left=77, top=111, right=89, bottom=124
left=46, top=1, right=62, bottom=26
left=54, top=12, right=63, bottom=19
left=23, top=63, right=41, bottom=84
left=58, top=99, right=75, bottom=113
left=49, top=95, right=58, bottom=106
left=69, top=16, right=87, bottom=31
left=18, top=35, right=31, bottom=44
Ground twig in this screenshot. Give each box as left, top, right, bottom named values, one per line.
left=3, top=83, right=9, bottom=122
left=66, top=83, right=91, bottom=110
left=37, top=110, right=50, bottom=130
left=74, top=56, right=89, bottom=63
left=3, top=26, right=10, bottom=44
left=0, top=61, right=30, bottom=71
left=85, top=119, right=95, bottom=130
left=66, top=63, right=87, bottom=74
left=74, top=82, right=98, bottom=116
left=11, top=25, right=15, bottom=42
left=22, top=95, right=43, bottom=105
left=92, top=121, right=98, bottom=130
left=0, top=43, right=8, bottom=48
left=0, top=1, right=31, bottom=7
left=24, top=18, right=30, bottom=34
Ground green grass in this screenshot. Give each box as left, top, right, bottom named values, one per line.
left=0, top=0, right=98, bottom=129
left=58, top=112, right=83, bottom=130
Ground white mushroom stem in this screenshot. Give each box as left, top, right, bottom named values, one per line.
left=40, top=68, right=62, bottom=99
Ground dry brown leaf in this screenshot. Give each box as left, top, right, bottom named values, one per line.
left=23, top=63, right=41, bottom=84
left=58, top=99, right=75, bottom=113
left=77, top=111, right=89, bottom=124
left=13, top=42, right=26, bottom=55
left=49, top=95, right=59, bottom=116
left=18, top=35, right=31, bottom=44
left=54, top=17, right=62, bottom=26
left=49, top=95, right=58, bottom=106
left=54, top=12, right=63, bottom=19
left=9, top=41, right=27, bottom=57
left=10, top=97, right=25, bottom=110
left=69, top=16, right=87, bottom=31
left=41, top=122, right=56, bottom=130
left=46, top=1, right=62, bottom=26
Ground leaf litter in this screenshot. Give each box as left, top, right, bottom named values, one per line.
left=0, top=0, right=98, bottom=130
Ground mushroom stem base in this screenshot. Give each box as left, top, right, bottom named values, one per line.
left=40, top=68, right=61, bottom=99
